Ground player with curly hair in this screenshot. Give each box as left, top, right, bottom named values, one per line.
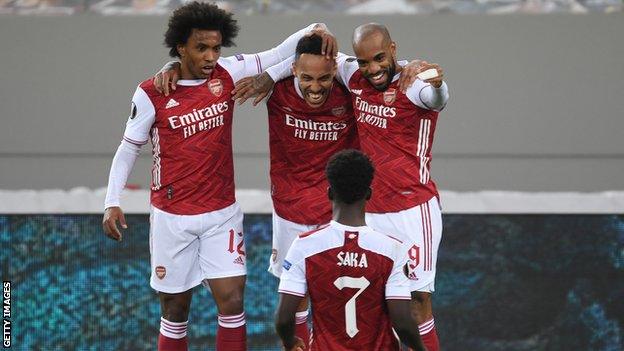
left=102, top=2, right=335, bottom=350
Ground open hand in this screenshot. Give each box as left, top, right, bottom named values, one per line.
left=308, top=24, right=338, bottom=59
left=154, top=61, right=181, bottom=96
left=232, top=72, right=275, bottom=106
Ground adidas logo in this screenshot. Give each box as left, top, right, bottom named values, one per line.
left=165, top=98, right=180, bottom=109
left=233, top=256, right=245, bottom=266
left=351, top=89, right=362, bottom=95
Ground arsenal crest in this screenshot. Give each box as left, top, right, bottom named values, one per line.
left=208, top=79, right=223, bottom=97
left=332, top=106, right=346, bottom=116
left=383, top=88, right=397, bottom=105
left=155, top=266, right=166, bottom=279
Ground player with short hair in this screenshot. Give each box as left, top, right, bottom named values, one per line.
left=230, top=34, right=424, bottom=347
left=102, top=2, right=335, bottom=350
left=275, top=149, right=426, bottom=351
left=262, top=33, right=358, bottom=347
left=344, top=23, right=448, bottom=351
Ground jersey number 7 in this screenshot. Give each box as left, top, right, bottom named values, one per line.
left=333, top=276, right=371, bottom=338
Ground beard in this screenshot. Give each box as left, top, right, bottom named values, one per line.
left=368, top=61, right=397, bottom=91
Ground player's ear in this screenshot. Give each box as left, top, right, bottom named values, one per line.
left=291, top=63, right=297, bottom=77
left=390, top=42, right=397, bottom=60
left=365, top=187, right=372, bottom=200
left=327, top=186, right=334, bottom=201
left=177, top=44, right=186, bottom=58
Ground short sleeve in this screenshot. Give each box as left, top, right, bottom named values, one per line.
left=278, top=239, right=307, bottom=297
left=123, top=86, right=155, bottom=145
left=385, top=243, right=412, bottom=300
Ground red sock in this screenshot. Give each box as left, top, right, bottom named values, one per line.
left=418, top=318, right=440, bottom=351
left=216, top=312, right=247, bottom=351
left=158, top=318, right=188, bottom=351
left=295, top=310, right=310, bottom=347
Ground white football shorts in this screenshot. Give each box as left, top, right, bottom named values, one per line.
left=366, top=196, right=442, bottom=293
left=268, top=209, right=324, bottom=278
left=149, top=202, right=247, bottom=294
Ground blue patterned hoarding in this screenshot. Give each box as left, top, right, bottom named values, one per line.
left=1, top=214, right=622, bottom=350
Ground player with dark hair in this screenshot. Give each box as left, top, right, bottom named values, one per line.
left=227, top=31, right=424, bottom=348
left=234, top=22, right=449, bottom=351
left=254, top=33, right=359, bottom=347
left=275, top=149, right=426, bottom=351
left=253, top=33, right=361, bottom=347
left=163, top=1, right=239, bottom=57
left=102, top=2, right=335, bottom=350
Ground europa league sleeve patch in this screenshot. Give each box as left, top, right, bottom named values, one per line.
left=283, top=260, right=292, bottom=271
left=129, top=101, right=138, bottom=119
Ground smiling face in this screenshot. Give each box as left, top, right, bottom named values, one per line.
left=177, top=29, right=222, bottom=80
left=292, top=53, right=336, bottom=108
left=353, top=31, right=398, bottom=91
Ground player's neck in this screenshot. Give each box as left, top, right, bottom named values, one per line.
left=180, top=64, right=208, bottom=80
left=332, top=203, right=366, bottom=227
left=394, top=60, right=402, bottom=74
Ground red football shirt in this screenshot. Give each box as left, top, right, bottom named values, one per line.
left=335, top=55, right=447, bottom=213
left=123, top=54, right=279, bottom=215
left=279, top=221, right=411, bottom=351
left=267, top=77, right=359, bottom=224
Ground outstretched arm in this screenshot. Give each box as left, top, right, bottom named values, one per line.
left=153, top=23, right=337, bottom=95
left=231, top=55, right=295, bottom=105
left=221, top=23, right=336, bottom=84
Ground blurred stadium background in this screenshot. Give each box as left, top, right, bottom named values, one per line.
left=1, top=0, right=623, bottom=350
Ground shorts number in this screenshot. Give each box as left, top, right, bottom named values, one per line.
left=228, top=229, right=245, bottom=255
left=408, top=245, right=419, bottom=269
left=333, top=276, right=370, bottom=338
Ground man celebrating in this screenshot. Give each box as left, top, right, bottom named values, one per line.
left=275, top=149, right=426, bottom=351
left=339, top=23, right=448, bottom=351
left=263, top=34, right=358, bottom=347
left=239, top=23, right=449, bottom=350
left=102, top=2, right=334, bottom=350
left=232, top=34, right=422, bottom=347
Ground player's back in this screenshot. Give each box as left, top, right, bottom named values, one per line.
left=281, top=221, right=408, bottom=350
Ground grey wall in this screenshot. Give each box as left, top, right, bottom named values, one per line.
left=0, top=14, right=623, bottom=191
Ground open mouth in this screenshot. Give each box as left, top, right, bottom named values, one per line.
left=201, top=65, right=214, bottom=75
left=306, top=91, right=325, bottom=104
left=368, top=71, right=387, bottom=85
